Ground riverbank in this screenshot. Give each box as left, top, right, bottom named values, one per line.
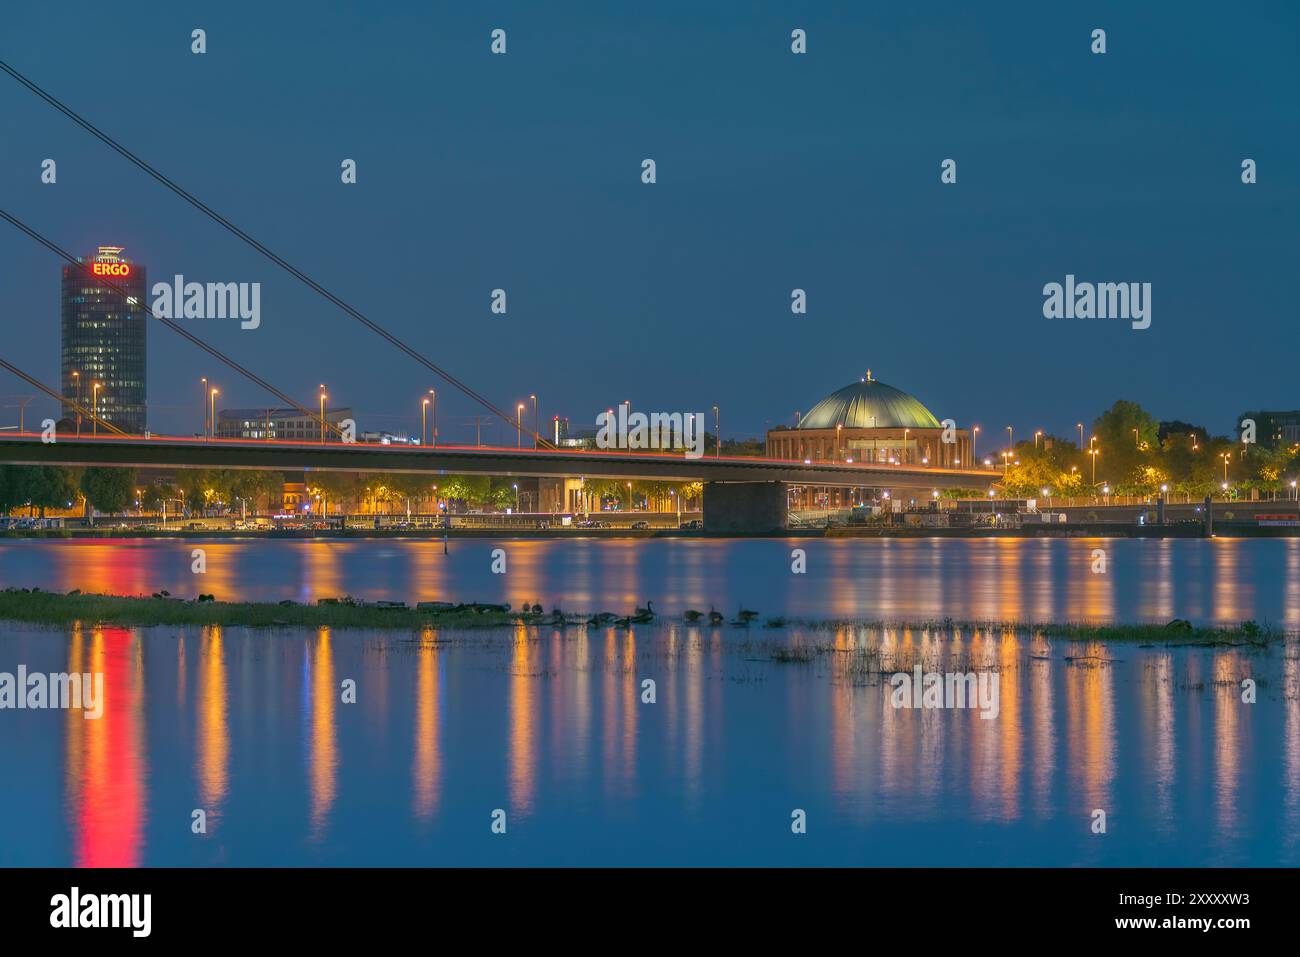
left=0, top=587, right=1281, bottom=645
left=4, top=522, right=1299, bottom=539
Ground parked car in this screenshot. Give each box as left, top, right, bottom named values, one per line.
left=631, top=521, right=649, bottom=530
left=680, top=519, right=703, bottom=530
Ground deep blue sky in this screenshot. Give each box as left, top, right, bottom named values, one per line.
left=1, top=1, right=1296, bottom=443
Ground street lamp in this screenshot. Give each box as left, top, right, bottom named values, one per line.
left=319, top=385, right=327, bottom=444
left=92, top=381, right=101, bottom=434
left=1006, top=426, right=1013, bottom=451
left=71, top=370, right=82, bottom=436
left=201, top=377, right=208, bottom=438
left=1089, top=446, right=1099, bottom=485
left=972, top=425, right=980, bottom=461
left=512, top=483, right=519, bottom=512
left=1035, top=430, right=1042, bottom=449
left=1221, top=451, right=1231, bottom=484
left=530, top=394, right=537, bottom=450
left=1133, top=428, right=1139, bottom=449
left=421, top=396, right=429, bottom=445
left=429, top=389, right=437, bottom=447
left=517, top=403, right=524, bottom=448
left=209, top=388, right=219, bottom=439
left=836, top=423, right=843, bottom=461
left=713, top=405, right=720, bottom=458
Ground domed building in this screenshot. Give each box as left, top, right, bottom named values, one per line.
left=766, top=371, right=972, bottom=469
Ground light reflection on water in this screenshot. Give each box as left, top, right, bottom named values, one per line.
left=0, top=619, right=1295, bottom=867
left=1, top=536, right=1298, bottom=626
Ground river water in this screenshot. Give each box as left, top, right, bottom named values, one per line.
left=1, top=537, right=1297, bottom=866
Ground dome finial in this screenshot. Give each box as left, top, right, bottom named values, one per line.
left=865, top=368, right=872, bottom=382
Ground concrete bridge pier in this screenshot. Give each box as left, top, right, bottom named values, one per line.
left=703, top=481, right=787, bottom=533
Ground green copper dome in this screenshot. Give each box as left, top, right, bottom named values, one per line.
left=797, top=375, right=941, bottom=430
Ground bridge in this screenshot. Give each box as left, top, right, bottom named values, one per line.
left=0, top=433, right=999, bottom=531
left=0, top=62, right=999, bottom=532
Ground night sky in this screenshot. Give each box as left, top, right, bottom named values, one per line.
left=1, top=1, right=1296, bottom=444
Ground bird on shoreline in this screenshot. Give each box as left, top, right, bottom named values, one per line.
left=635, top=600, right=655, bottom=619
left=708, top=607, right=724, bottom=626
left=738, top=607, right=759, bottom=622
left=683, top=609, right=703, bottom=622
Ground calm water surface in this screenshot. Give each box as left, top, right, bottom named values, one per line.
left=1, top=538, right=1297, bottom=866
left=1, top=535, right=1298, bottom=626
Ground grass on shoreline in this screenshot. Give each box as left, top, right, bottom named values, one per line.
left=0, top=588, right=1282, bottom=646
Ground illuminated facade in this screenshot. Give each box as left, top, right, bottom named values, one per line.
left=215, top=407, right=354, bottom=442
left=60, top=246, right=147, bottom=434
left=766, top=372, right=972, bottom=468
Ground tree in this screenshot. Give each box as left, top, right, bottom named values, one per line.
left=81, top=467, right=137, bottom=516
left=1092, top=400, right=1159, bottom=484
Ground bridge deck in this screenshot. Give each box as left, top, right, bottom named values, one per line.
left=0, top=434, right=999, bottom=490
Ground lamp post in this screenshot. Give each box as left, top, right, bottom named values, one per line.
left=1077, top=423, right=1084, bottom=449
left=513, top=483, right=519, bottom=512
left=1089, top=446, right=1099, bottom=485
left=626, top=481, right=633, bottom=511
left=530, top=394, right=537, bottom=450
left=201, top=377, right=208, bottom=438
left=421, top=397, right=429, bottom=445
left=1035, top=430, right=1042, bottom=449
left=209, top=388, right=219, bottom=439
left=71, top=370, right=81, bottom=436
left=92, top=382, right=101, bottom=435
left=713, top=405, right=720, bottom=457
left=517, top=404, right=524, bottom=448
left=836, top=423, right=843, bottom=461
left=972, top=425, right=980, bottom=462
left=430, top=389, right=437, bottom=447
left=1222, top=452, right=1231, bottom=485
left=1133, top=428, right=1139, bottom=449
left=319, top=386, right=327, bottom=444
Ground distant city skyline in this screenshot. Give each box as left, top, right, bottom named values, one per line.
left=1, top=2, right=1295, bottom=446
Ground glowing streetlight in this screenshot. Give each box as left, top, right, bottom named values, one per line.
left=209, top=388, right=219, bottom=440
left=1077, top=423, right=1084, bottom=449
left=201, top=377, right=208, bottom=438
left=517, top=403, right=524, bottom=448
left=429, top=389, right=437, bottom=447
left=92, top=381, right=102, bottom=435
left=713, top=405, right=721, bottom=458
left=530, top=394, right=537, bottom=450
left=319, top=386, right=328, bottom=444
left=421, top=396, right=430, bottom=445
left=973, top=425, right=980, bottom=461
left=1222, top=451, right=1231, bottom=484
left=1035, top=430, right=1042, bottom=449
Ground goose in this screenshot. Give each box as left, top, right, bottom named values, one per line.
left=763, top=616, right=787, bottom=628
left=634, top=600, right=655, bottom=618
left=683, top=609, right=703, bottom=622
left=588, top=611, right=617, bottom=627
left=738, top=607, right=760, bottom=622
left=707, top=607, right=724, bottom=626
